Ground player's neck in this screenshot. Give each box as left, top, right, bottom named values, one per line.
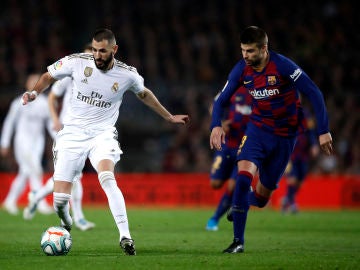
left=254, top=51, right=269, bottom=72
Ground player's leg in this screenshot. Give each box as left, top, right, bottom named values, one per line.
left=71, top=175, right=95, bottom=231
left=27, top=139, right=53, bottom=214
left=52, top=129, right=88, bottom=232
left=89, top=128, right=135, bottom=255
left=3, top=146, right=32, bottom=214
left=2, top=171, right=27, bottom=215
left=206, top=149, right=236, bottom=231
left=23, top=176, right=54, bottom=220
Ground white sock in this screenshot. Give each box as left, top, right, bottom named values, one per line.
left=53, top=192, right=72, bottom=227
left=71, top=180, right=85, bottom=222
left=99, top=171, right=131, bottom=240
left=34, top=177, right=54, bottom=203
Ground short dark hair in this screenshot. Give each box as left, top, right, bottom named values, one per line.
left=93, top=28, right=116, bottom=45
left=240, top=26, right=268, bottom=48
left=83, top=42, right=92, bottom=52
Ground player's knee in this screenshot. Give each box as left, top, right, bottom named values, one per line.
left=53, top=192, right=71, bottom=209
left=210, top=179, right=223, bottom=189
left=98, top=171, right=117, bottom=189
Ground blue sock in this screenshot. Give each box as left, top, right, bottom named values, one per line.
left=232, top=171, right=253, bottom=244
left=286, top=185, right=298, bottom=205
left=212, top=191, right=232, bottom=220
left=248, top=190, right=269, bottom=208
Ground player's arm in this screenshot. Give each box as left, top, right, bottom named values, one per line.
left=0, top=99, right=20, bottom=157
left=136, top=87, right=189, bottom=124
left=22, top=72, right=56, bottom=105
left=210, top=63, right=243, bottom=150
left=48, top=91, right=62, bottom=132
left=280, top=58, right=333, bottom=155
left=295, top=75, right=333, bottom=155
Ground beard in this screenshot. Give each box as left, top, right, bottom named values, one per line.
left=94, top=53, right=113, bottom=70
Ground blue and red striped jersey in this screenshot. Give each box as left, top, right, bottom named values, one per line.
left=211, top=51, right=329, bottom=138
left=224, top=86, right=252, bottom=148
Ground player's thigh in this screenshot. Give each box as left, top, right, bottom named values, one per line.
left=88, top=129, right=123, bottom=172
left=53, top=129, right=88, bottom=182
left=259, top=136, right=296, bottom=190
left=53, top=150, right=87, bottom=183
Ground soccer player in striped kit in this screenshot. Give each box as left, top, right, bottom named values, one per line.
left=21, top=28, right=189, bottom=255
left=210, top=26, right=333, bottom=253
left=206, top=86, right=252, bottom=231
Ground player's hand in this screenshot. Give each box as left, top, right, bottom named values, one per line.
left=210, top=126, right=226, bottom=150
left=21, top=90, right=38, bottom=105
left=319, top=132, right=333, bottom=155
left=52, top=119, right=63, bottom=132
left=168, top=115, right=190, bottom=125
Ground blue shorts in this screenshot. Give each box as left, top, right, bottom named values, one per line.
left=210, top=145, right=238, bottom=182
left=237, top=123, right=296, bottom=190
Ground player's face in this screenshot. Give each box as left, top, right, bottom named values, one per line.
left=92, top=40, right=117, bottom=71
left=241, top=43, right=266, bottom=68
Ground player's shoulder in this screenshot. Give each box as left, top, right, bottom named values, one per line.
left=113, top=59, right=139, bottom=74
left=67, top=52, right=93, bottom=61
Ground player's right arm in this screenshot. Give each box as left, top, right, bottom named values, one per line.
left=48, top=91, right=62, bottom=132
left=210, top=63, right=244, bottom=150
left=22, top=72, right=56, bottom=105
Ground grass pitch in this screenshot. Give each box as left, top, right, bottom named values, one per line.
left=0, top=207, right=359, bottom=270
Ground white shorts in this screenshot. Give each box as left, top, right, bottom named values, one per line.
left=52, top=125, right=122, bottom=182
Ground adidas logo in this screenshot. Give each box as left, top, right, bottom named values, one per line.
left=81, top=78, right=88, bottom=84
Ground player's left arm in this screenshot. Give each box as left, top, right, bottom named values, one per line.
left=136, top=87, right=189, bottom=124
left=294, top=74, right=333, bottom=155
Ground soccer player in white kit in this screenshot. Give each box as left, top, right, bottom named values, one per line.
left=21, top=29, right=189, bottom=255
left=1, top=74, right=54, bottom=215
left=23, top=45, right=96, bottom=232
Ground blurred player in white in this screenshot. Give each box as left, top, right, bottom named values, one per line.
left=21, top=29, right=189, bottom=255
left=23, top=77, right=95, bottom=230
left=1, top=74, right=54, bottom=215
left=23, top=45, right=96, bottom=231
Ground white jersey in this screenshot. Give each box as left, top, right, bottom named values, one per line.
left=47, top=53, right=145, bottom=132
left=0, top=94, right=53, bottom=154
left=50, top=76, right=72, bottom=122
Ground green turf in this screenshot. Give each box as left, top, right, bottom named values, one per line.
left=0, top=207, right=359, bottom=270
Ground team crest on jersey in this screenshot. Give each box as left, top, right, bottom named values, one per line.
left=54, top=60, right=63, bottom=70
left=111, top=82, right=119, bottom=93
left=84, top=67, right=93, bottom=77
left=267, top=75, right=277, bottom=86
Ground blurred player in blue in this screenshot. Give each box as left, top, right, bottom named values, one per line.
left=206, top=86, right=252, bottom=231
left=210, top=26, right=333, bottom=253
left=281, top=108, right=320, bottom=214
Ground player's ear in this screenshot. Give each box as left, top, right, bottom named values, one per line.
left=113, top=44, right=118, bottom=55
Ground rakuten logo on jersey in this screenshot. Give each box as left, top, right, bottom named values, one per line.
left=249, top=88, right=279, bottom=99
left=290, top=68, right=302, bottom=82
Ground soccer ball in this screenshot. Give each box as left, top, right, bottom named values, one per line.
left=40, top=226, right=72, bottom=256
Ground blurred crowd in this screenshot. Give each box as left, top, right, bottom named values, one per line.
left=0, top=0, right=358, bottom=174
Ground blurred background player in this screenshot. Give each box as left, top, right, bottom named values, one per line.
left=281, top=107, right=320, bottom=214
left=1, top=74, right=54, bottom=215
left=206, top=86, right=251, bottom=231
left=23, top=44, right=95, bottom=231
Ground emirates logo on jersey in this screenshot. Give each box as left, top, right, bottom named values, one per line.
left=111, top=82, right=119, bottom=93
left=84, top=67, right=93, bottom=77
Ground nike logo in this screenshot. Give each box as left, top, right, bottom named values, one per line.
left=244, top=80, right=252, bottom=84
